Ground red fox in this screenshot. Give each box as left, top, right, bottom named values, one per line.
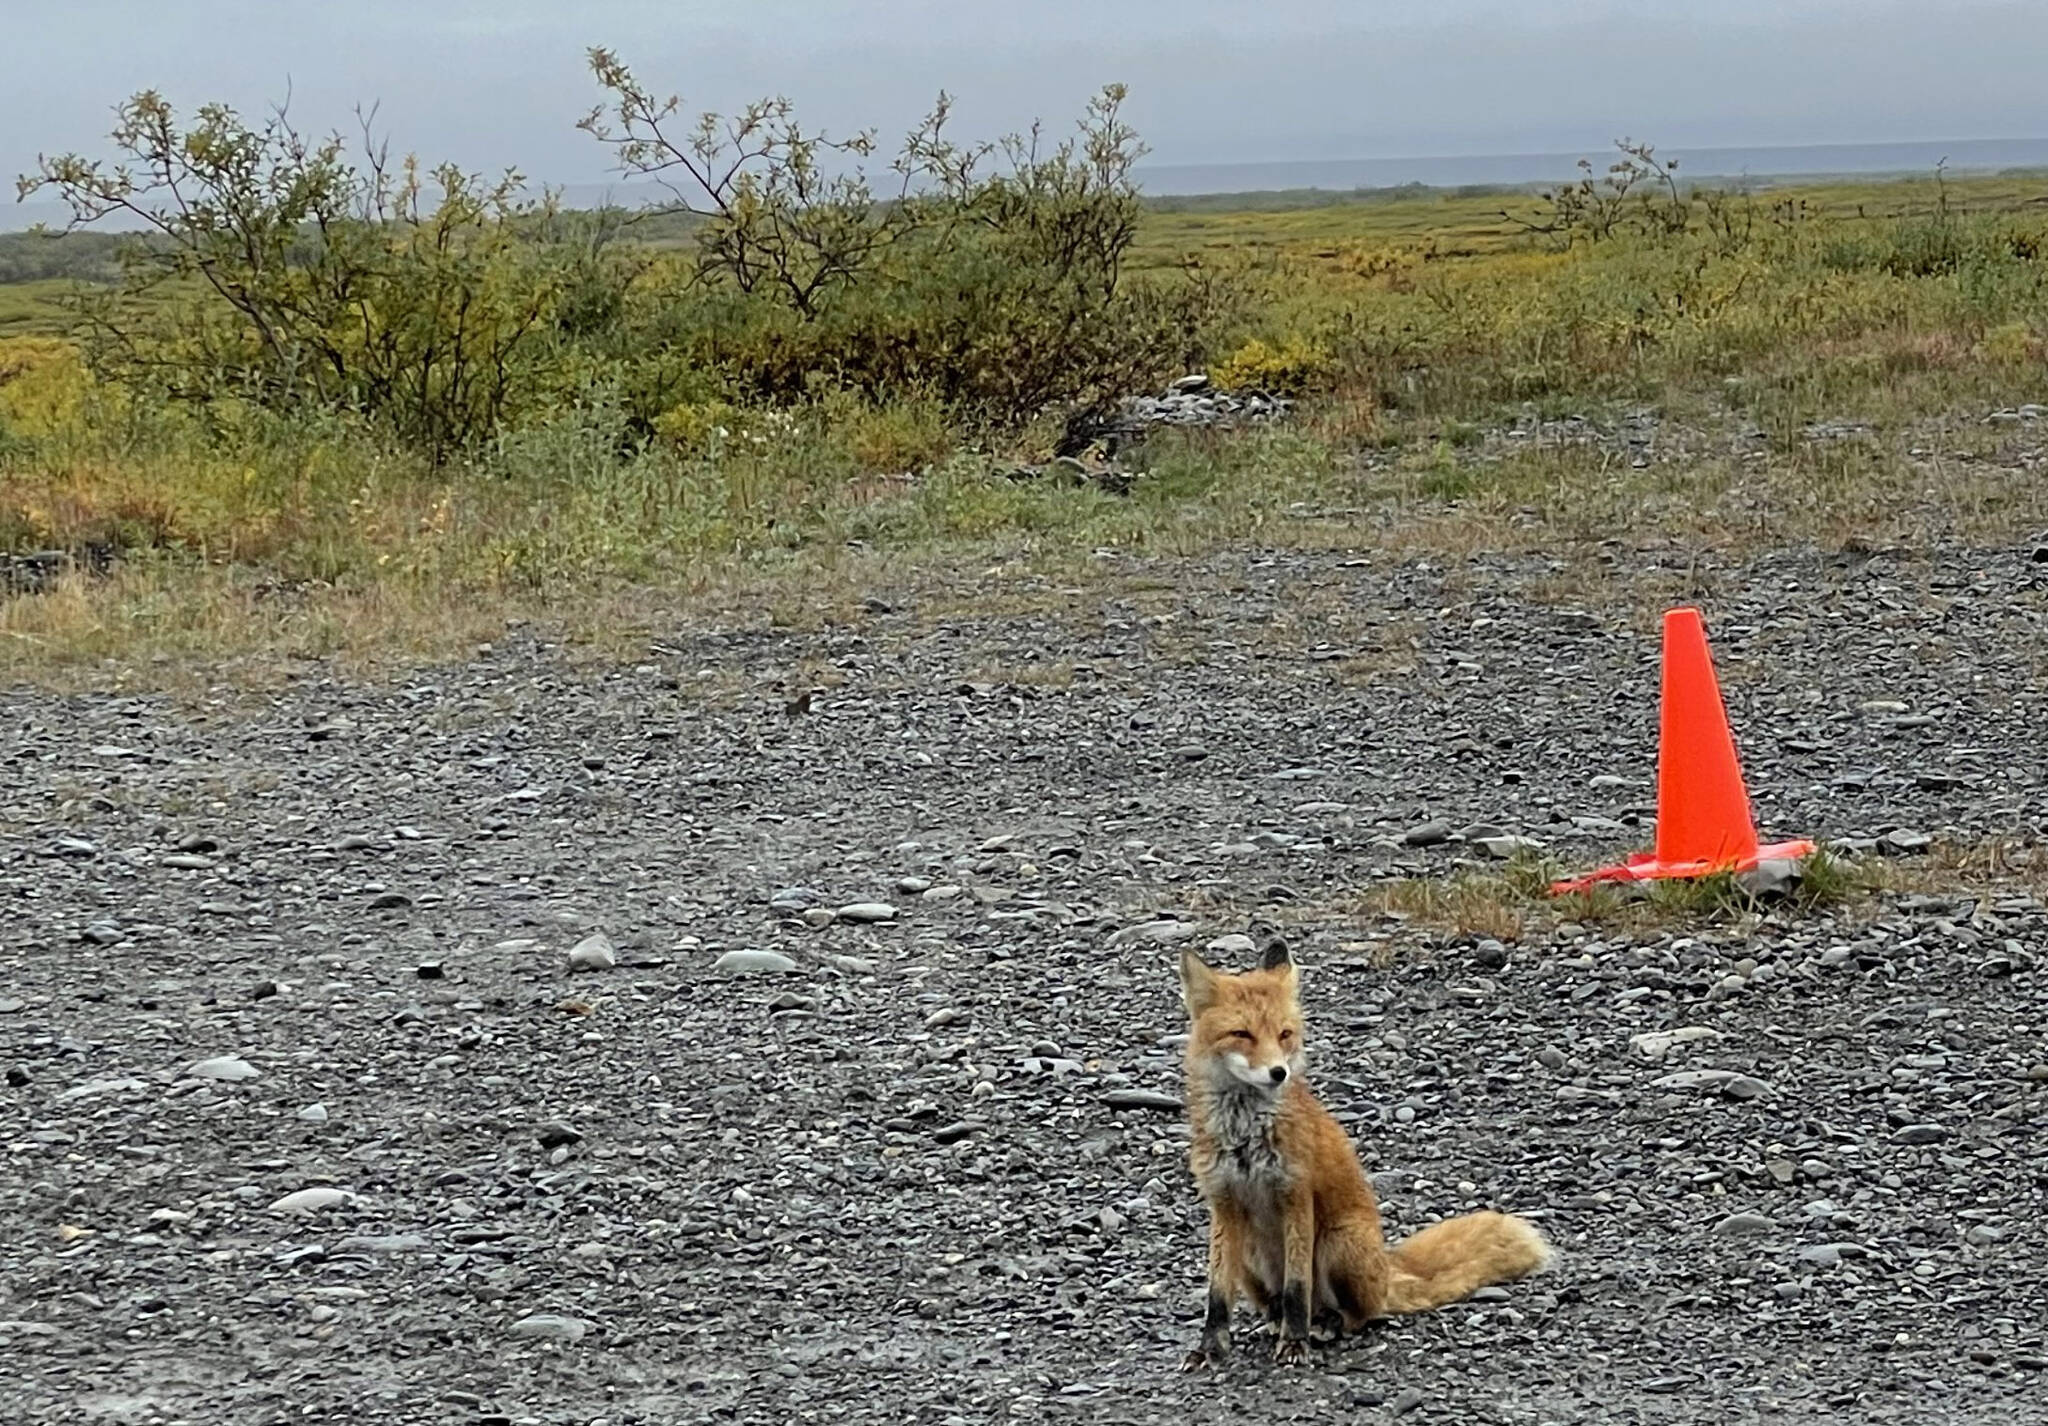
left=1178, top=939, right=1552, bottom=1367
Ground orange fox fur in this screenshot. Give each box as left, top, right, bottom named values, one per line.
left=1179, top=940, right=1552, bottom=1367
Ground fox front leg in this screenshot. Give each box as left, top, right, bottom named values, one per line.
left=1272, top=1190, right=1315, bottom=1366
left=1183, top=1210, right=1239, bottom=1371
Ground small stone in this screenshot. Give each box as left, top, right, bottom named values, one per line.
left=1390, top=1387, right=1427, bottom=1416
left=1881, top=829, right=1933, bottom=854
left=1534, top=1048, right=1567, bottom=1071
left=185, top=1055, right=259, bottom=1083
left=536, top=1121, right=582, bottom=1149
left=1735, top=857, right=1803, bottom=897
left=1101, top=1089, right=1182, bottom=1111
left=298, top=1103, right=329, bottom=1123
left=1890, top=1123, right=1947, bottom=1145
left=713, top=949, right=799, bottom=976
left=835, top=902, right=899, bottom=923
left=922, top=1007, right=965, bottom=1029
left=337, top=1233, right=432, bottom=1254
left=415, top=962, right=445, bottom=980
left=1401, top=819, right=1452, bottom=848
left=802, top=908, right=838, bottom=928
left=567, top=933, right=617, bottom=972
left=896, top=876, right=932, bottom=894
left=269, top=1187, right=354, bottom=1215
left=1629, top=1027, right=1723, bottom=1061
left=1205, top=934, right=1257, bottom=956
left=1720, top=1075, right=1771, bottom=1102
left=507, top=1314, right=588, bottom=1344
left=80, top=922, right=123, bottom=946
left=1107, top=920, right=1197, bottom=949
left=1472, top=939, right=1508, bottom=969
left=769, top=887, right=824, bottom=915
left=0, top=999, right=23, bottom=1015
left=1712, top=1211, right=1775, bottom=1237
left=367, top=891, right=413, bottom=910
left=1965, top=1225, right=2005, bottom=1246
left=162, top=854, right=217, bottom=871
left=931, top=1120, right=984, bottom=1145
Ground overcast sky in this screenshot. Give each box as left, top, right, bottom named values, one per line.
left=7, top=1, right=2045, bottom=195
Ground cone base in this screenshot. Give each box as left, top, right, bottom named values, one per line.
left=1548, top=838, right=1817, bottom=897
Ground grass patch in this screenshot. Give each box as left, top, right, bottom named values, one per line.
left=1371, top=845, right=1899, bottom=941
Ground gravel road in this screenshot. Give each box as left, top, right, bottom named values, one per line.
left=4, top=535, right=2044, bottom=1424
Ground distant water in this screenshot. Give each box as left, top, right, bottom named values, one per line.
left=12, top=137, right=2048, bottom=232
left=1134, top=138, right=2048, bottom=196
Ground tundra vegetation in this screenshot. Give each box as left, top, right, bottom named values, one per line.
left=4, top=53, right=2047, bottom=677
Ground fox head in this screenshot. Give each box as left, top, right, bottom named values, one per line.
left=1179, top=939, right=1306, bottom=1094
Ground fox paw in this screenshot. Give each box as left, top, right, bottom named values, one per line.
left=1180, top=1349, right=1212, bottom=1372
left=1272, top=1338, right=1309, bottom=1367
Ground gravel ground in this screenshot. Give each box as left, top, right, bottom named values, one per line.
left=3, top=534, right=2045, bottom=1425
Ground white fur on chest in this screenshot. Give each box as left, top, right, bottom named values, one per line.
left=1195, top=1084, right=1294, bottom=1202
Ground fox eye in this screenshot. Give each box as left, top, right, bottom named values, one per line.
left=1279, top=1029, right=1296, bottom=1043
left=1226, top=1029, right=1254, bottom=1042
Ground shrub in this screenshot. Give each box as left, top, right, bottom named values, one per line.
left=1210, top=335, right=1336, bottom=395
left=19, top=93, right=615, bottom=461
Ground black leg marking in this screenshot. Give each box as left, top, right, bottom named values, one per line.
left=1281, top=1279, right=1311, bottom=1341
left=1272, top=1279, right=1312, bottom=1364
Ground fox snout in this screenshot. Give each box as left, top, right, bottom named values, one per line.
left=1222, top=1048, right=1296, bottom=1090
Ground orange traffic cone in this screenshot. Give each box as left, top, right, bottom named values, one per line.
left=1550, top=607, right=1814, bottom=895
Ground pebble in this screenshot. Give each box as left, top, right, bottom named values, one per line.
left=1401, top=819, right=1452, bottom=847
left=1712, top=1211, right=1775, bottom=1237
left=1205, top=933, right=1257, bottom=956
left=298, top=1103, right=329, bottom=1123
left=931, top=1120, right=983, bottom=1145
left=1101, top=1089, right=1182, bottom=1111
left=269, top=1187, right=354, bottom=1215
left=835, top=902, right=899, bottom=923
left=1108, top=920, right=1198, bottom=948
left=567, top=933, right=617, bottom=972
left=507, top=1314, right=588, bottom=1344
left=1890, top=1123, right=1947, bottom=1145
left=714, top=950, right=799, bottom=976
left=184, top=1055, right=259, bottom=1082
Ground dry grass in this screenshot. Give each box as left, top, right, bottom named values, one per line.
left=1356, top=837, right=2045, bottom=943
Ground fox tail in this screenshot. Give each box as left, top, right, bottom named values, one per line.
left=1380, top=1210, right=1554, bottom=1314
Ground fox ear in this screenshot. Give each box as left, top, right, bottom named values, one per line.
left=1259, top=936, right=1293, bottom=972
left=1179, top=948, right=1220, bottom=1015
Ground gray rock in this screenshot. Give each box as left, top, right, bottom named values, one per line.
left=1205, top=933, right=1257, bottom=956
left=1108, top=920, right=1198, bottom=949
left=835, top=902, right=899, bottom=923
left=1712, top=1211, right=1775, bottom=1237
left=185, top=1055, right=259, bottom=1082
left=1401, top=819, right=1452, bottom=847
left=507, top=1313, right=588, bottom=1344
left=1101, top=1089, right=1183, bottom=1111
left=567, top=932, right=617, bottom=971
left=269, top=1187, right=354, bottom=1214
left=1890, top=1123, right=1947, bottom=1145
left=1735, top=857, right=1804, bottom=897
left=714, top=949, right=800, bottom=976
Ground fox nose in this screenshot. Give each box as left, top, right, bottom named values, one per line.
left=1268, top=1065, right=1288, bottom=1084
